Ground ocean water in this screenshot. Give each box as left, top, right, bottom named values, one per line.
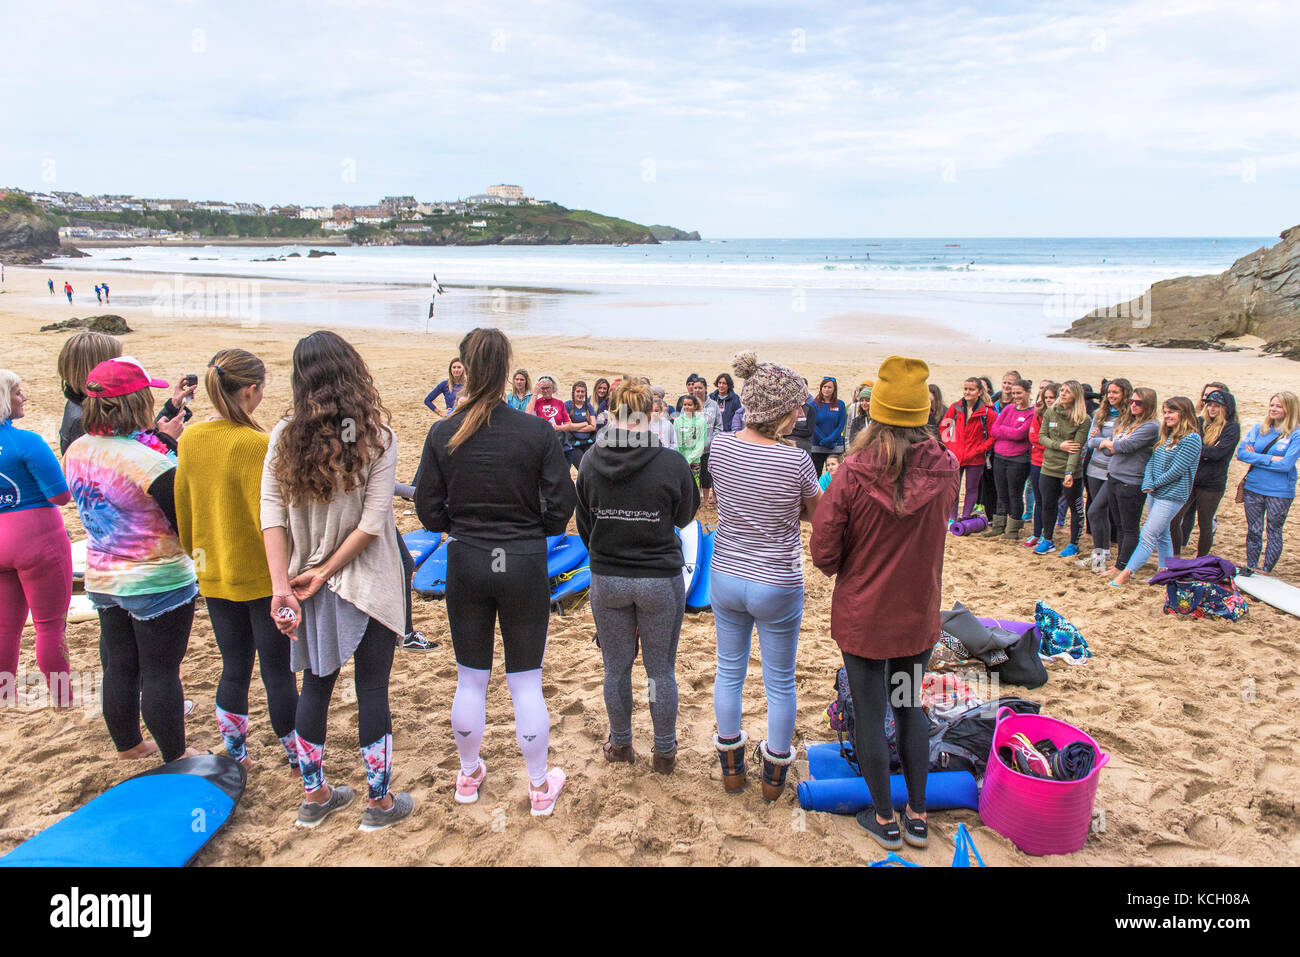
left=46, top=236, right=1274, bottom=346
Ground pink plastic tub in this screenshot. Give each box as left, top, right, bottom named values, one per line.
left=979, top=707, right=1110, bottom=856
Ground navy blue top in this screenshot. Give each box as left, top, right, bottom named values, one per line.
left=424, top=379, right=464, bottom=413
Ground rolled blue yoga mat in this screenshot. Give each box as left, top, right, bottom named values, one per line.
left=949, top=515, right=989, bottom=536
left=798, top=742, right=979, bottom=813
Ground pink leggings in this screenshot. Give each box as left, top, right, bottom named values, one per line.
left=0, top=508, right=73, bottom=706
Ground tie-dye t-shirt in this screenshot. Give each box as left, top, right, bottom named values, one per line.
left=64, top=433, right=196, bottom=597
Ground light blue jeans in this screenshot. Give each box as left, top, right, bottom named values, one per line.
left=711, top=569, right=804, bottom=754
left=1124, top=495, right=1185, bottom=573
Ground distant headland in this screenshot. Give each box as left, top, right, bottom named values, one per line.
left=0, top=184, right=700, bottom=261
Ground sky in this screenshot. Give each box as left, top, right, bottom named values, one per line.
left=2, top=0, right=1297, bottom=237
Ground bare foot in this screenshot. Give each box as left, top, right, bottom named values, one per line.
left=240, top=754, right=255, bottom=770
left=1111, top=569, right=1132, bottom=586
left=117, top=741, right=159, bottom=760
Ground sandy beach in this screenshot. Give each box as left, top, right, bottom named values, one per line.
left=1, top=264, right=1297, bottom=867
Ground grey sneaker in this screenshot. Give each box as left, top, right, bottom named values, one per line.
left=295, top=784, right=355, bottom=829
left=359, top=791, right=414, bottom=832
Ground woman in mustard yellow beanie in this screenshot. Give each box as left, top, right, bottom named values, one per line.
left=810, top=355, right=958, bottom=851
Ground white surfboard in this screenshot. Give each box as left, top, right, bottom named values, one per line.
left=677, top=520, right=702, bottom=596
left=70, top=539, right=87, bottom=580
left=26, top=593, right=98, bottom=627
left=1236, top=573, right=1300, bottom=618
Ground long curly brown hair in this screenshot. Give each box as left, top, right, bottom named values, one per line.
left=271, top=330, right=391, bottom=505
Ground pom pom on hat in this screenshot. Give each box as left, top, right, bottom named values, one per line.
left=731, top=351, right=759, bottom=380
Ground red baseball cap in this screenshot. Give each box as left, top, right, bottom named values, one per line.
left=86, top=357, right=169, bottom=398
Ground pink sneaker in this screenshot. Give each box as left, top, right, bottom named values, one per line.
left=528, top=768, right=567, bottom=817
left=455, top=760, right=487, bottom=804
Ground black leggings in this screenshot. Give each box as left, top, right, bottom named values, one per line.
left=445, top=541, right=550, bottom=673
left=396, top=527, right=414, bottom=636
left=991, top=455, right=1030, bottom=518
left=206, top=596, right=298, bottom=738
left=1110, top=477, right=1146, bottom=568
left=1085, top=476, right=1120, bottom=551
left=1174, top=486, right=1226, bottom=558
left=295, top=618, right=396, bottom=748
left=1038, top=474, right=1083, bottom=546
left=699, top=449, right=714, bottom=490
left=566, top=443, right=593, bottom=470
left=99, top=599, right=195, bottom=762
left=841, top=647, right=932, bottom=816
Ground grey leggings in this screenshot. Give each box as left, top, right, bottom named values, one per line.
left=590, top=573, right=686, bottom=753
left=1243, top=490, right=1293, bottom=573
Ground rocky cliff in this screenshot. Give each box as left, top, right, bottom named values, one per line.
left=648, top=225, right=701, bottom=241
left=1062, top=225, right=1300, bottom=355
left=0, top=195, right=62, bottom=264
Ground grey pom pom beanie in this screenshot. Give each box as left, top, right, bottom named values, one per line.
left=732, top=351, right=810, bottom=425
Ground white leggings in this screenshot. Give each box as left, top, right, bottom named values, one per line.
left=450, top=665, right=552, bottom=786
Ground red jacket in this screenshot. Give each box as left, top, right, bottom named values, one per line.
left=810, top=437, right=959, bottom=659
left=942, top=401, right=996, bottom=467
left=1029, top=412, right=1045, bottom=467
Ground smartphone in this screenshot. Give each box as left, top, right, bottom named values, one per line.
left=184, top=374, right=199, bottom=387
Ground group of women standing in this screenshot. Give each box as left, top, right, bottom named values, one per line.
left=3, top=324, right=1297, bottom=847
left=943, top=371, right=1299, bottom=583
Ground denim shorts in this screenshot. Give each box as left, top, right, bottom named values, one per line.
left=88, top=582, right=200, bottom=621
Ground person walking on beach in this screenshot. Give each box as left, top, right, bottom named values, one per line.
left=261, top=331, right=412, bottom=830
left=1032, top=380, right=1090, bottom=556
left=811, top=356, right=957, bottom=850
left=0, top=370, right=74, bottom=708
left=423, top=357, right=466, bottom=416
left=63, top=356, right=199, bottom=762
left=577, top=378, right=699, bottom=773
left=1111, top=397, right=1202, bottom=585
left=810, top=377, right=847, bottom=476
left=64, top=281, right=73, bottom=304
left=708, top=351, right=821, bottom=801
left=94, top=284, right=103, bottom=304
left=101, top=282, right=109, bottom=304
left=48, top=278, right=54, bottom=295
left=414, top=328, right=576, bottom=815
left=176, top=349, right=299, bottom=770
left=1172, top=389, right=1239, bottom=559
left=1094, top=387, right=1159, bottom=573
left=507, top=369, right=534, bottom=413
left=1236, top=391, right=1300, bottom=575
left=942, top=377, right=995, bottom=523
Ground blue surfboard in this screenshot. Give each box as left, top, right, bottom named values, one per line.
left=546, top=535, right=588, bottom=579
left=550, top=565, right=591, bottom=606
left=547, top=534, right=566, bottom=552
left=413, top=539, right=451, bottom=597
left=686, top=528, right=714, bottom=612
left=0, top=754, right=245, bottom=867
left=403, top=529, right=442, bottom=569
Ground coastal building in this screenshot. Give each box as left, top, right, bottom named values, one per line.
left=381, top=195, right=417, bottom=212
left=486, top=184, right=525, bottom=200
left=295, top=206, right=332, bottom=220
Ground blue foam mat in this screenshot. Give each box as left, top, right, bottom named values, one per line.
left=797, top=742, right=979, bottom=813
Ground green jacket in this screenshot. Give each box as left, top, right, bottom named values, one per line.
left=675, top=412, right=708, bottom=465
left=1039, top=410, right=1090, bottom=478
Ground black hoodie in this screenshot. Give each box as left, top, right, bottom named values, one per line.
left=576, top=428, right=700, bottom=578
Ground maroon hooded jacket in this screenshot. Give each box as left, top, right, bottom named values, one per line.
left=810, top=437, right=959, bottom=660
